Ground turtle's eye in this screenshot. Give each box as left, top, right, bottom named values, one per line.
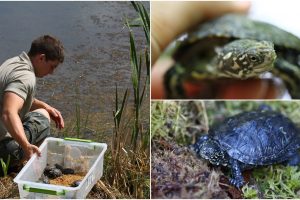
left=250, top=55, right=257, bottom=61
left=248, top=54, right=260, bottom=63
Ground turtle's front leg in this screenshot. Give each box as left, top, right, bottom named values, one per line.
left=164, top=63, right=186, bottom=98
left=229, top=158, right=244, bottom=188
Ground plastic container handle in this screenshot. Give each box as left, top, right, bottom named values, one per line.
left=64, top=137, right=92, bottom=143
left=23, top=185, right=65, bottom=196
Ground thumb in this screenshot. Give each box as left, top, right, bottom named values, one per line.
left=151, top=1, right=251, bottom=64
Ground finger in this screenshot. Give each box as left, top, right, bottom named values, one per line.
left=181, top=79, right=279, bottom=99
left=55, top=119, right=62, bottom=129
left=54, top=115, right=64, bottom=129
left=33, top=145, right=42, bottom=157
left=51, top=109, right=59, bottom=118
left=151, top=58, right=174, bottom=99
left=56, top=111, right=64, bottom=129
left=49, top=110, right=58, bottom=120
left=49, top=108, right=64, bottom=129
left=151, top=1, right=251, bottom=64
left=216, top=79, right=268, bottom=99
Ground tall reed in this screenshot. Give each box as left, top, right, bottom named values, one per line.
left=105, top=2, right=150, bottom=198
left=126, top=1, right=150, bottom=151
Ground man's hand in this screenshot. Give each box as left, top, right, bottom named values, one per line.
left=31, top=98, right=64, bottom=129
left=23, top=143, right=41, bottom=159
left=151, top=1, right=251, bottom=64
left=45, top=105, right=64, bottom=129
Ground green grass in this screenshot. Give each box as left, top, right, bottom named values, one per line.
left=0, top=155, right=10, bottom=177
left=243, top=165, right=300, bottom=198
left=151, top=101, right=177, bottom=140
left=151, top=101, right=209, bottom=145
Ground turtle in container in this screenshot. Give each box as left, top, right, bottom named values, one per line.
left=191, top=106, right=300, bottom=188
left=165, top=14, right=300, bottom=98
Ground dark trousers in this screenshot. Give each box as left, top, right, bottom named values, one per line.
left=0, top=111, right=50, bottom=168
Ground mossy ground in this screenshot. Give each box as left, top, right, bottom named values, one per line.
left=151, top=100, right=300, bottom=199
left=151, top=139, right=228, bottom=199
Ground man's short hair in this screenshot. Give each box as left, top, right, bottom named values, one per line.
left=28, top=35, right=64, bottom=63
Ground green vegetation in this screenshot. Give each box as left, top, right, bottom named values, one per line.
left=126, top=1, right=150, bottom=151
left=103, top=2, right=150, bottom=198
left=243, top=165, right=300, bottom=198
left=0, top=155, right=10, bottom=177
left=151, top=101, right=208, bottom=145
left=242, top=185, right=259, bottom=199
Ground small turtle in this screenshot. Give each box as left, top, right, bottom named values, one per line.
left=44, top=166, right=62, bottom=179
left=191, top=106, right=300, bottom=188
left=165, top=14, right=300, bottom=98
left=54, top=163, right=75, bottom=174
left=62, top=168, right=75, bottom=175
left=39, top=174, right=50, bottom=184
left=70, top=180, right=81, bottom=187
left=54, top=163, right=64, bottom=171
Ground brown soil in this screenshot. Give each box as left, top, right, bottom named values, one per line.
left=49, top=174, right=85, bottom=187
left=0, top=174, right=19, bottom=199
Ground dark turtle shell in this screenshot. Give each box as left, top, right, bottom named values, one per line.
left=210, top=109, right=300, bottom=165
left=71, top=180, right=81, bottom=187
left=44, top=166, right=62, bottom=179
left=62, top=168, right=75, bottom=175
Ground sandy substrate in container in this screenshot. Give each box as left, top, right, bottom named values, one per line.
left=49, top=174, right=85, bottom=187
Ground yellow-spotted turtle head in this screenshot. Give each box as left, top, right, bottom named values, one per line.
left=191, top=134, right=229, bottom=166
left=217, top=39, right=276, bottom=79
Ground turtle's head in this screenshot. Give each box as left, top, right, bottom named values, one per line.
left=217, top=39, right=276, bottom=79
left=191, top=135, right=227, bottom=166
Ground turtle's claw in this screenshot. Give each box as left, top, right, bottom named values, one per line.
left=229, top=178, right=244, bottom=188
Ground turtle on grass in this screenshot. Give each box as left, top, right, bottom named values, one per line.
left=191, top=106, right=300, bottom=188
left=165, top=14, right=300, bottom=98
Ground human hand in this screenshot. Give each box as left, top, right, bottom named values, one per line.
left=151, top=1, right=283, bottom=99
left=151, top=1, right=251, bottom=64
left=23, top=143, right=41, bottom=160
left=45, top=106, right=64, bottom=129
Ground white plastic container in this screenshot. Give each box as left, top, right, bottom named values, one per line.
left=14, top=137, right=107, bottom=199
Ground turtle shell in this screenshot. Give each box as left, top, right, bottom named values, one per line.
left=44, top=166, right=62, bottom=179
left=210, top=109, right=300, bottom=165
left=173, top=14, right=300, bottom=66
left=71, top=180, right=81, bottom=187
